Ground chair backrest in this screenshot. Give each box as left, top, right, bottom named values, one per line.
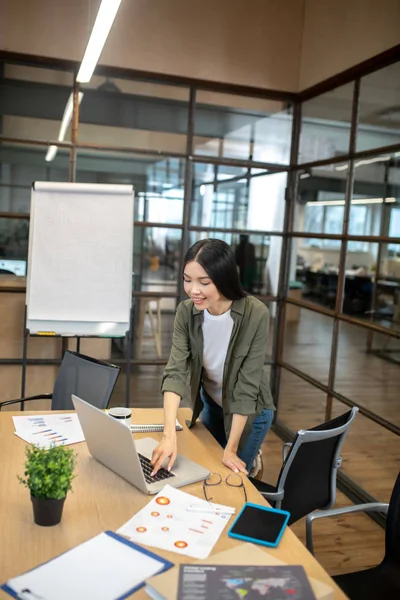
left=276, top=408, right=358, bottom=524
left=51, top=350, right=120, bottom=411
left=384, top=471, right=400, bottom=566
left=393, top=295, right=400, bottom=324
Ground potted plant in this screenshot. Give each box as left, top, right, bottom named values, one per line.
left=18, top=444, right=76, bottom=526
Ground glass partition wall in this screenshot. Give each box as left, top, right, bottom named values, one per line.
left=0, top=53, right=399, bottom=511
left=278, top=61, right=400, bottom=512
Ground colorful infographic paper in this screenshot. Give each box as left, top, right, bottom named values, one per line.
left=117, top=485, right=234, bottom=559
left=13, top=413, right=85, bottom=448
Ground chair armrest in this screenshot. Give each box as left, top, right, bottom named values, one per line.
left=257, top=490, right=285, bottom=502
left=308, top=502, right=389, bottom=521
left=282, top=442, right=292, bottom=462
left=0, top=394, right=53, bottom=410
left=306, top=503, right=389, bottom=554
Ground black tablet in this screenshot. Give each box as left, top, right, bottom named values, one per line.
left=228, top=502, right=290, bottom=548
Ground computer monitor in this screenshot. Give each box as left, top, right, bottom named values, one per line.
left=0, top=259, right=27, bottom=276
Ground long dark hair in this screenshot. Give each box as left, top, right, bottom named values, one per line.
left=183, top=238, right=246, bottom=301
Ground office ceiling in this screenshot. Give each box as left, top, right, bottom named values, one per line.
left=303, top=62, right=400, bottom=129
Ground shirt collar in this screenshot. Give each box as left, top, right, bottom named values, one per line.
left=192, top=296, right=246, bottom=316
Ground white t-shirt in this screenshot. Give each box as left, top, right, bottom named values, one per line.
left=202, top=308, right=234, bottom=407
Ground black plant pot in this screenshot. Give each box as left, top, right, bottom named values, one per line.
left=31, top=494, right=66, bottom=526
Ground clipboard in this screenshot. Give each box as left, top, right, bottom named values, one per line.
left=2, top=531, right=173, bottom=600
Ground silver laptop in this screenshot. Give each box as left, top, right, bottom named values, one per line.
left=72, top=395, right=209, bottom=494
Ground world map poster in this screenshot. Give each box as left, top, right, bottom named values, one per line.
left=178, top=564, right=317, bottom=600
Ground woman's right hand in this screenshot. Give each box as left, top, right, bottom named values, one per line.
left=150, top=434, right=177, bottom=476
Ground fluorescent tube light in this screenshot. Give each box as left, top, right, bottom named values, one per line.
left=335, top=155, right=392, bottom=171
left=45, top=145, right=58, bottom=162
left=355, top=156, right=391, bottom=167
left=306, top=197, right=396, bottom=207
left=76, top=0, right=123, bottom=83
left=45, top=92, right=84, bottom=162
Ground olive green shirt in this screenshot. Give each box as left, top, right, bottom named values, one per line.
left=161, top=295, right=275, bottom=450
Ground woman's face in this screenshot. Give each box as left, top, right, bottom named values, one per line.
left=183, top=261, right=223, bottom=312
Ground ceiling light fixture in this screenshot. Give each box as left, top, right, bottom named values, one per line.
left=306, top=197, right=396, bottom=207
left=355, top=155, right=391, bottom=168
left=334, top=155, right=393, bottom=171
left=45, top=92, right=84, bottom=162
left=76, top=0, right=123, bottom=83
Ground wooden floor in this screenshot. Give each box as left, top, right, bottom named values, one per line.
left=281, top=309, right=400, bottom=503
left=283, top=307, right=400, bottom=427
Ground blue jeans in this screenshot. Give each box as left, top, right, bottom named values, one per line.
left=200, top=389, right=274, bottom=472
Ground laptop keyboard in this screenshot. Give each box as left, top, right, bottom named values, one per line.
left=138, top=453, right=175, bottom=485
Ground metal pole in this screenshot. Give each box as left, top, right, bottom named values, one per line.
left=366, top=161, right=390, bottom=352
left=178, top=85, right=195, bottom=303
left=325, top=78, right=360, bottom=421
left=21, top=305, right=28, bottom=409
left=69, top=77, right=80, bottom=183
left=125, top=305, right=134, bottom=408
left=69, top=75, right=80, bottom=354
left=271, top=101, right=301, bottom=407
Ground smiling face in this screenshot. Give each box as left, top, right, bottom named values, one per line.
left=183, top=260, right=230, bottom=315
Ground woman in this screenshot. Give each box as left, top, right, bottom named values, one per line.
left=151, top=238, right=275, bottom=478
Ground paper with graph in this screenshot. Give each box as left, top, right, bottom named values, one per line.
left=117, top=484, right=234, bottom=559
left=13, top=413, right=85, bottom=448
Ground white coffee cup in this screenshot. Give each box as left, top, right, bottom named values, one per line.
left=108, top=407, right=132, bottom=427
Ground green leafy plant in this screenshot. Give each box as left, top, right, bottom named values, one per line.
left=18, top=444, right=76, bottom=500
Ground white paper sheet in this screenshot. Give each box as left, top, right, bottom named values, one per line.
left=13, top=413, right=85, bottom=448
left=4, top=532, right=167, bottom=600
left=117, top=485, right=234, bottom=559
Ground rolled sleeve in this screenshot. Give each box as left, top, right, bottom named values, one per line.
left=161, top=303, right=190, bottom=400
left=231, top=309, right=269, bottom=415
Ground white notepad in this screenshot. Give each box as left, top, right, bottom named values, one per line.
left=130, top=419, right=183, bottom=433
left=2, top=531, right=173, bottom=600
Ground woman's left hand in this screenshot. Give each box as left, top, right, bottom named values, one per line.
left=222, top=449, right=248, bottom=475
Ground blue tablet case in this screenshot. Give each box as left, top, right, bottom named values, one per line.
left=228, top=502, right=291, bottom=548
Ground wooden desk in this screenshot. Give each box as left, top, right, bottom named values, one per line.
left=0, top=409, right=346, bottom=599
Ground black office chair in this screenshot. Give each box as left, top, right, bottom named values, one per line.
left=249, top=407, right=358, bottom=525
left=306, top=472, right=400, bottom=599
left=343, top=276, right=373, bottom=315
left=0, top=350, right=120, bottom=411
